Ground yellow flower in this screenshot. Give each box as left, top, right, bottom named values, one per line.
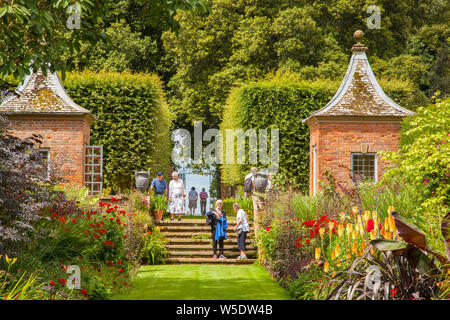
left=319, top=227, right=325, bottom=239
left=338, top=224, right=344, bottom=238
left=339, top=212, right=346, bottom=223
left=315, top=247, right=321, bottom=262
left=336, top=258, right=342, bottom=267
left=324, top=260, right=329, bottom=272
left=331, top=272, right=337, bottom=278
left=387, top=206, right=395, bottom=215
left=331, top=250, right=336, bottom=260
left=352, top=229, right=357, bottom=240
left=352, top=207, right=358, bottom=215
left=346, top=252, right=352, bottom=260
left=334, top=243, right=340, bottom=257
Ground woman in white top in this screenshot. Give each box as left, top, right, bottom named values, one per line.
left=168, top=172, right=186, bottom=221
left=233, top=202, right=250, bottom=259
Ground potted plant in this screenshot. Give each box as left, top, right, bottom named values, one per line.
left=150, top=193, right=167, bottom=221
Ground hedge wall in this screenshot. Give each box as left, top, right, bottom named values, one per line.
left=64, top=71, right=172, bottom=190
left=220, top=75, right=425, bottom=193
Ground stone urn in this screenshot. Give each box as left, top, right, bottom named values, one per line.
left=254, top=172, right=268, bottom=193
left=135, top=170, right=150, bottom=193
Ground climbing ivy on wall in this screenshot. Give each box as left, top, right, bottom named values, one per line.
left=64, top=71, right=172, bottom=191
left=221, top=75, right=423, bottom=193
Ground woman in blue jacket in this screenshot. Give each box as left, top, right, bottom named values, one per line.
left=206, top=199, right=227, bottom=259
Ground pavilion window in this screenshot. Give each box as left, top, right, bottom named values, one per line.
left=351, top=153, right=377, bottom=182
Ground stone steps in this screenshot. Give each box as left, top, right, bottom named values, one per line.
left=155, top=219, right=256, bottom=265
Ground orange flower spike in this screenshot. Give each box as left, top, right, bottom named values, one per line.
left=351, top=241, right=357, bottom=254
left=319, top=227, right=325, bottom=240
left=346, top=252, right=352, bottom=260
left=338, top=224, right=344, bottom=239
left=315, top=247, right=321, bottom=262
left=324, top=260, right=329, bottom=273
left=352, top=229, right=357, bottom=240
left=334, top=243, right=340, bottom=257
left=331, top=250, right=336, bottom=260
left=336, top=258, right=342, bottom=268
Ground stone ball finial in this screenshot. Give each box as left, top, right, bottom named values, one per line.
left=351, top=30, right=367, bottom=52
left=353, top=30, right=364, bottom=42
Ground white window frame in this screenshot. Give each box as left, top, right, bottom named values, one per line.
left=351, top=153, right=377, bottom=183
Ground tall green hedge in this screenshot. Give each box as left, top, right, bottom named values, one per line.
left=221, top=75, right=424, bottom=193
left=64, top=71, right=172, bottom=190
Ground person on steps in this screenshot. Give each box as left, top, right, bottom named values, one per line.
left=233, top=203, right=250, bottom=259
left=206, top=199, right=227, bottom=259
left=168, top=171, right=186, bottom=221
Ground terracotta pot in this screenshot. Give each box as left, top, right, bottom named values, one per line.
left=153, top=209, right=164, bottom=221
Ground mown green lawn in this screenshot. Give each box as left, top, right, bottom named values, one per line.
left=111, top=264, right=290, bottom=300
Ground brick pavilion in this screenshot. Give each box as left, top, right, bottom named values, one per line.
left=0, top=66, right=103, bottom=194
left=302, top=31, right=415, bottom=196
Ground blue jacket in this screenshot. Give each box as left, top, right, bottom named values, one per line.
left=215, top=217, right=228, bottom=240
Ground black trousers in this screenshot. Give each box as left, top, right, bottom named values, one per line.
left=211, top=227, right=224, bottom=255
left=200, top=199, right=207, bottom=215
left=237, top=231, right=248, bottom=251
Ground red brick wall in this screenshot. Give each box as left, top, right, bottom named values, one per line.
left=309, top=120, right=401, bottom=196
left=7, top=117, right=91, bottom=186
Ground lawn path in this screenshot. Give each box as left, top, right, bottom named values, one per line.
left=111, top=264, right=290, bottom=300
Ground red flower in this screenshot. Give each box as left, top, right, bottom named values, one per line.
left=391, top=288, right=398, bottom=296
left=108, top=260, right=113, bottom=266
left=117, top=260, right=122, bottom=264
left=72, top=219, right=77, bottom=223
left=120, top=269, right=125, bottom=273
left=366, top=219, right=374, bottom=232
left=58, top=278, right=66, bottom=286
left=306, top=239, right=310, bottom=244
left=49, top=280, right=55, bottom=286
left=81, top=289, right=87, bottom=296
left=265, top=226, right=272, bottom=231
left=295, top=242, right=302, bottom=248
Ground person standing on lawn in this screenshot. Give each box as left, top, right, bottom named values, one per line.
left=199, top=188, right=208, bottom=216
left=168, top=171, right=186, bottom=221
left=233, top=203, right=250, bottom=259
left=188, top=186, right=198, bottom=216
left=206, top=200, right=227, bottom=259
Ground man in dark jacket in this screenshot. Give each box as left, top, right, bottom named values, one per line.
left=206, top=199, right=227, bottom=259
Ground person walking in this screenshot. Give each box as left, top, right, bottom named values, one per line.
left=149, top=171, right=168, bottom=220
left=168, top=171, right=186, bottom=221
left=206, top=200, right=227, bottom=259
left=243, top=167, right=257, bottom=198
left=233, top=203, right=250, bottom=259
left=199, top=188, right=208, bottom=216
left=188, top=186, right=198, bottom=216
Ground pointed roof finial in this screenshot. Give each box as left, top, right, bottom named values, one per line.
left=351, top=30, right=368, bottom=52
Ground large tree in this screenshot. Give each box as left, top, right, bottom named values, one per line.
left=163, top=0, right=448, bottom=129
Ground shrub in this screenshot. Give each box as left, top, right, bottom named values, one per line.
left=221, top=76, right=424, bottom=193
left=139, top=227, right=169, bottom=265
left=381, top=97, right=449, bottom=250
left=63, top=71, right=172, bottom=191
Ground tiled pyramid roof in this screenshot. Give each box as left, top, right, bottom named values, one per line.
left=0, top=67, right=95, bottom=121
left=303, top=31, right=414, bottom=124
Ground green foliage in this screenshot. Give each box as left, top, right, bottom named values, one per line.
left=162, top=0, right=445, bottom=129
left=222, top=197, right=253, bottom=221
left=0, top=0, right=108, bottom=81
left=221, top=76, right=418, bottom=191
left=381, top=97, right=450, bottom=249
left=150, top=193, right=168, bottom=211
left=63, top=71, right=172, bottom=191
left=139, top=227, right=169, bottom=265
